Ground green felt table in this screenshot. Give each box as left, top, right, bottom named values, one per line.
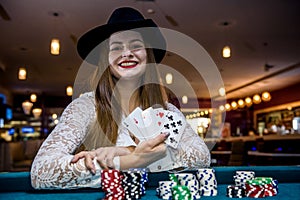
left=0, top=166, right=299, bottom=199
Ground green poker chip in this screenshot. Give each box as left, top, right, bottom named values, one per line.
left=172, top=185, right=192, bottom=200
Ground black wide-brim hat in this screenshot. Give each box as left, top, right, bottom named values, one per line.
left=77, top=7, right=166, bottom=65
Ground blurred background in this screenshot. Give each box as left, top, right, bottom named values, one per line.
left=0, top=0, right=300, bottom=171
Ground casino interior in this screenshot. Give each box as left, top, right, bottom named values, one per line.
left=0, top=1, right=300, bottom=199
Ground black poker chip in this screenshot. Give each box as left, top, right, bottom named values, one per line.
left=226, top=185, right=246, bottom=198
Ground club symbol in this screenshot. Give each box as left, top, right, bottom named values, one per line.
left=167, top=115, right=173, bottom=121
left=171, top=122, right=176, bottom=128
left=177, top=120, right=182, bottom=126
left=170, top=137, right=177, bottom=144
left=164, top=124, right=170, bottom=129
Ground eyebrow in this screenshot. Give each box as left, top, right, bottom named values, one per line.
left=110, top=39, right=144, bottom=46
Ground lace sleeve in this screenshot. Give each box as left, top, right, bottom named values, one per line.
left=30, top=92, right=102, bottom=189
left=167, top=103, right=211, bottom=168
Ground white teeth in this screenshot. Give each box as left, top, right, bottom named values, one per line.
left=120, top=62, right=136, bottom=66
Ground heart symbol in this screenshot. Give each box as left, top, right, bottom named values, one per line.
left=159, top=112, right=164, bottom=118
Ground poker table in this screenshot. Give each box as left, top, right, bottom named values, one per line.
left=0, top=166, right=299, bottom=199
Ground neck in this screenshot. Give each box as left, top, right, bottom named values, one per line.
left=116, top=78, right=141, bottom=114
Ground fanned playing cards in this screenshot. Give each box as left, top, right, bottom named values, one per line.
left=122, top=107, right=186, bottom=149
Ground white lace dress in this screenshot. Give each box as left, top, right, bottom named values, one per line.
left=30, top=92, right=210, bottom=189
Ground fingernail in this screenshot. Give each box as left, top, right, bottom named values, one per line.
left=164, top=132, right=170, bottom=138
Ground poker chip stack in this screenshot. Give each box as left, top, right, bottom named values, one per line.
left=156, top=173, right=198, bottom=199
left=156, top=180, right=177, bottom=200
left=172, top=185, right=192, bottom=200
left=122, top=170, right=142, bottom=200
left=234, top=171, right=255, bottom=188
left=174, top=173, right=201, bottom=199
left=129, top=168, right=149, bottom=195
left=196, top=168, right=218, bottom=196
left=100, top=168, right=149, bottom=200
left=101, top=169, right=124, bottom=200
left=226, top=170, right=255, bottom=198
left=227, top=171, right=279, bottom=198
left=227, top=185, right=246, bottom=198
left=245, top=177, right=278, bottom=198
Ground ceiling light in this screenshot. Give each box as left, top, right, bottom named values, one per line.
left=222, top=45, right=231, bottom=58
left=66, top=86, right=73, bottom=96
left=30, top=93, right=37, bottom=102
left=261, top=91, right=271, bottom=101
left=231, top=101, right=238, bottom=110
left=245, top=97, right=252, bottom=107
left=238, top=99, right=245, bottom=108
left=52, top=113, right=58, bottom=119
left=165, top=73, right=173, bottom=84
left=182, top=95, right=188, bottom=104
left=18, top=67, right=27, bottom=80
left=50, top=38, right=60, bottom=55
left=253, top=94, right=261, bottom=104
left=22, top=100, right=33, bottom=115
left=219, top=105, right=225, bottom=111
left=218, top=87, right=226, bottom=96
left=225, top=103, right=231, bottom=111
left=32, top=108, right=42, bottom=118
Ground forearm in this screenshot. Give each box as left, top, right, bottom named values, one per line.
left=31, top=151, right=101, bottom=189
left=174, top=124, right=211, bottom=168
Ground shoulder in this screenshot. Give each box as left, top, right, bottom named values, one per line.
left=60, top=92, right=96, bottom=119
left=72, top=91, right=95, bottom=107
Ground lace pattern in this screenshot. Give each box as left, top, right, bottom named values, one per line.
left=31, top=92, right=210, bottom=189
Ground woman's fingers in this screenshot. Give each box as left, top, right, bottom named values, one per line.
left=145, top=133, right=169, bottom=148
left=72, top=146, right=138, bottom=172
left=85, top=153, right=96, bottom=174
left=71, top=151, right=90, bottom=163
left=71, top=151, right=96, bottom=174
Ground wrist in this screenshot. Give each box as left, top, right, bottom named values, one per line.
left=119, top=153, right=142, bottom=170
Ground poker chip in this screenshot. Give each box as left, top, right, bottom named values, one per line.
left=157, top=181, right=177, bottom=200
left=172, top=185, right=192, bottom=200
left=100, top=168, right=149, bottom=200
left=226, top=185, right=246, bottom=198
left=245, top=183, right=265, bottom=198
left=129, top=168, right=148, bottom=195
left=122, top=171, right=142, bottom=200
left=174, top=173, right=201, bottom=199
left=196, top=168, right=218, bottom=196
left=101, top=169, right=124, bottom=200
left=169, top=173, right=179, bottom=185
left=226, top=171, right=278, bottom=199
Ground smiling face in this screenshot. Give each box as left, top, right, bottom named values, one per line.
left=108, top=30, right=147, bottom=80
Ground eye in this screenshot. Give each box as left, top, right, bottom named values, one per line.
left=130, top=42, right=145, bottom=50
left=110, top=45, right=123, bottom=52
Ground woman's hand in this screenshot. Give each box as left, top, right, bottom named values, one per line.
left=119, top=133, right=169, bottom=169
left=71, top=146, right=132, bottom=174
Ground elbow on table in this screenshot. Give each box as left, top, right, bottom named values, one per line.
left=30, top=167, right=42, bottom=189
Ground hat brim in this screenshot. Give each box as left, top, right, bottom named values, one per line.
left=77, top=19, right=166, bottom=65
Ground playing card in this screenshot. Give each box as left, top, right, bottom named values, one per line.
left=122, top=107, right=145, bottom=140
left=123, top=107, right=186, bottom=148
left=161, top=111, right=186, bottom=149
left=141, top=107, right=164, bottom=140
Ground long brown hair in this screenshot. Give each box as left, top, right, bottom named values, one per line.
left=86, top=41, right=168, bottom=147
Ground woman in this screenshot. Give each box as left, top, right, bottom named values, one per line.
left=31, top=7, right=210, bottom=189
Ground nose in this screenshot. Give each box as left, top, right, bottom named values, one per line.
left=121, top=46, right=133, bottom=58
